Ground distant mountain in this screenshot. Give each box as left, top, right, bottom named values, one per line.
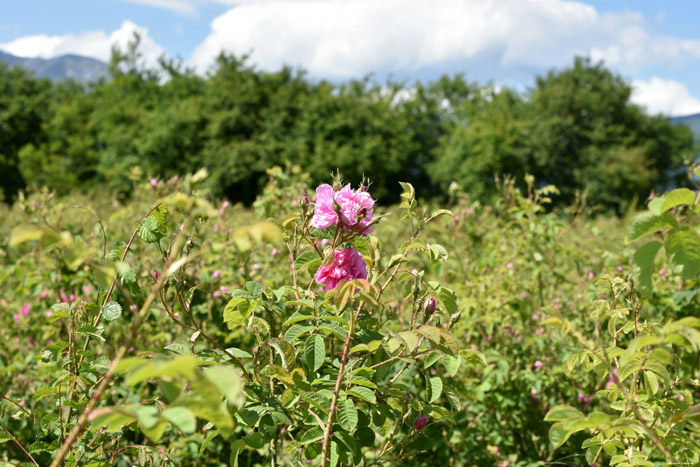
left=0, top=50, right=109, bottom=83
left=671, top=112, right=700, bottom=142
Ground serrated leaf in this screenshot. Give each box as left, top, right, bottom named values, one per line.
left=137, top=216, right=164, bottom=243
left=305, top=335, right=325, bottom=372
left=665, top=227, right=700, bottom=279
left=269, top=339, right=296, bottom=371
left=427, top=376, right=443, bottom=403
left=630, top=241, right=662, bottom=296
left=660, top=188, right=696, bottom=212
left=258, top=413, right=278, bottom=442
left=337, top=399, right=358, bottom=431
left=223, top=298, right=257, bottom=330
left=347, top=387, right=376, bottom=404
left=295, top=251, right=322, bottom=273
left=427, top=243, right=448, bottom=262
left=442, top=355, right=461, bottom=377
left=415, top=325, right=459, bottom=356
left=102, top=301, right=122, bottom=321
left=398, top=331, right=420, bottom=352
left=627, top=212, right=677, bottom=242
left=586, top=446, right=602, bottom=465
left=443, top=384, right=461, bottom=411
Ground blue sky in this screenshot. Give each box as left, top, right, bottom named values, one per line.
left=1, top=0, right=700, bottom=116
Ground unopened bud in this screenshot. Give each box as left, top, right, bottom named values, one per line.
left=423, top=296, right=437, bottom=314
left=414, top=416, right=429, bottom=430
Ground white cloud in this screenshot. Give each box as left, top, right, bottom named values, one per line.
left=0, top=20, right=166, bottom=67
left=631, top=77, right=700, bottom=117
left=119, top=0, right=198, bottom=17
left=190, top=0, right=700, bottom=83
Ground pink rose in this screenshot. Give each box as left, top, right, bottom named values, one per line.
left=310, top=184, right=374, bottom=235
left=314, top=248, right=367, bottom=290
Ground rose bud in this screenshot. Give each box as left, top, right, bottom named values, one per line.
left=423, top=296, right=437, bottom=315
left=414, top=416, right=429, bottom=431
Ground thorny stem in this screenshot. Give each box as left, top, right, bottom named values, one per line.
left=320, top=302, right=365, bottom=467
left=51, top=203, right=183, bottom=467
left=69, top=201, right=166, bottom=404
left=0, top=420, right=39, bottom=466
left=49, top=347, right=125, bottom=467
left=0, top=394, right=31, bottom=418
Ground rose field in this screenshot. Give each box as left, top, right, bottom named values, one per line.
left=1, top=54, right=700, bottom=466
left=1, top=166, right=699, bottom=467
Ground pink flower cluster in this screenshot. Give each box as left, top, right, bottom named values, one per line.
left=311, top=184, right=374, bottom=235
left=314, top=248, right=367, bottom=291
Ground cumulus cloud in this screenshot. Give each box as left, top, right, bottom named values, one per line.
left=631, top=77, right=700, bottom=117
left=190, top=0, right=700, bottom=84
left=0, top=20, right=166, bottom=67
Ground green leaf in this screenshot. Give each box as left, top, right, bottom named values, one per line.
left=301, top=426, right=324, bottom=444
left=544, top=405, right=584, bottom=422
left=284, top=324, right=315, bottom=342
left=269, top=338, right=296, bottom=371
left=258, top=414, right=278, bottom=442
left=648, top=196, right=665, bottom=216
left=660, top=188, right=696, bottom=212
left=244, top=431, right=265, bottom=449
left=442, top=355, right=461, bottom=377
left=586, top=446, right=602, bottom=465
left=151, top=204, right=168, bottom=232
left=200, top=430, right=220, bottom=456
left=29, top=441, right=57, bottom=454
left=204, top=365, right=244, bottom=406
left=427, top=376, right=443, bottom=403
left=398, top=331, right=420, bottom=352
left=295, top=251, right=322, bottom=273
left=102, top=301, right=122, bottom=321
left=353, top=236, right=370, bottom=256
left=223, top=298, right=257, bottom=330
left=549, top=421, right=573, bottom=450
left=630, top=241, right=662, bottom=296
left=161, top=407, right=196, bottom=434
left=337, top=399, right=358, bottom=431
left=416, top=325, right=459, bottom=356
left=665, top=227, right=700, bottom=279
left=627, top=212, right=677, bottom=242
left=427, top=243, right=448, bottom=262
left=305, top=335, right=325, bottom=372
left=347, top=387, right=376, bottom=404
left=443, top=384, right=461, bottom=411
left=137, top=216, right=165, bottom=243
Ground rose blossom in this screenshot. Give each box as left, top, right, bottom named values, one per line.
left=310, top=184, right=374, bottom=235
left=314, top=248, right=367, bottom=290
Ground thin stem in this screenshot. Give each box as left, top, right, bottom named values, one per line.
left=0, top=395, right=31, bottom=417
left=0, top=421, right=39, bottom=467
left=320, top=303, right=364, bottom=467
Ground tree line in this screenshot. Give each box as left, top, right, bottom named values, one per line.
left=1, top=46, right=696, bottom=211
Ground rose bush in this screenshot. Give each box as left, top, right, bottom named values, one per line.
left=0, top=168, right=698, bottom=466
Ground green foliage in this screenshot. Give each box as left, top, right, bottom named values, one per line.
left=2, top=51, right=695, bottom=211
left=3, top=167, right=700, bottom=465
